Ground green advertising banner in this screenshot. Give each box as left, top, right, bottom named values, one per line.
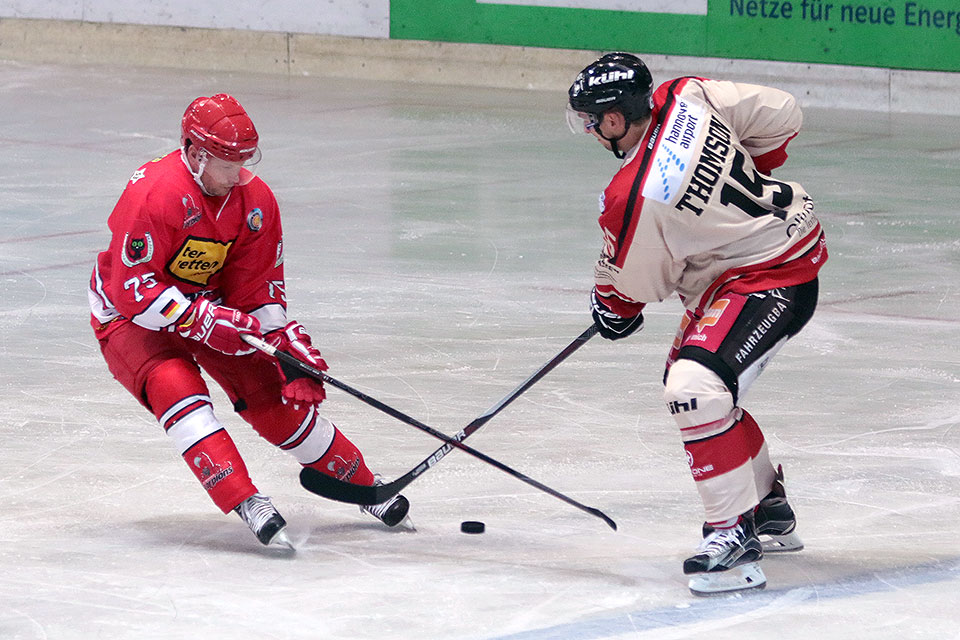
left=390, top=0, right=960, bottom=71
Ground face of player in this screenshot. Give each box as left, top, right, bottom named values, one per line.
left=594, top=111, right=649, bottom=158
left=201, top=154, right=244, bottom=196
left=187, top=146, right=252, bottom=197
left=566, top=107, right=630, bottom=153
left=589, top=122, right=615, bottom=152
left=590, top=112, right=626, bottom=149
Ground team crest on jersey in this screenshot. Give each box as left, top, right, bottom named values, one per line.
left=129, top=168, right=146, bottom=184
left=121, top=232, right=154, bottom=267
left=246, top=208, right=263, bottom=232
left=642, top=97, right=706, bottom=205
left=167, top=237, right=232, bottom=286
left=182, top=194, right=202, bottom=229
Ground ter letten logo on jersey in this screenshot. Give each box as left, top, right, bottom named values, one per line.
left=166, top=237, right=232, bottom=286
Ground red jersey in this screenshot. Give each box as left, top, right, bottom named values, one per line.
left=89, top=150, right=287, bottom=337
left=594, top=77, right=827, bottom=320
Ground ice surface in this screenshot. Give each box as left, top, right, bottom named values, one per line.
left=1, top=60, right=958, bottom=639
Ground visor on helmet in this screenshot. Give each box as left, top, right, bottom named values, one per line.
left=565, top=104, right=601, bottom=135
left=199, top=148, right=262, bottom=187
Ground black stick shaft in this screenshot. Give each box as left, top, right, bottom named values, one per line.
left=299, top=326, right=599, bottom=508
left=242, top=329, right=615, bottom=530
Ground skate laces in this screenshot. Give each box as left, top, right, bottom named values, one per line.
left=236, top=493, right=279, bottom=531
left=362, top=498, right=396, bottom=519
left=358, top=476, right=410, bottom=523
left=696, top=523, right=745, bottom=556
left=360, top=478, right=400, bottom=518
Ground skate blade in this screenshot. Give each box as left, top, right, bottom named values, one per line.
left=762, top=531, right=804, bottom=553
left=268, top=529, right=296, bottom=551
left=394, top=515, right=416, bottom=532
left=688, top=562, right=767, bottom=597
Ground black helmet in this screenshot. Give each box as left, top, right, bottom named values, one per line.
left=568, top=52, right=654, bottom=122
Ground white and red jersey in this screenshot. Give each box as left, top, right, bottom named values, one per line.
left=593, top=77, right=827, bottom=319
left=89, top=150, right=288, bottom=337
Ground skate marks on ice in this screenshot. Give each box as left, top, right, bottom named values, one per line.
left=492, top=557, right=960, bottom=640
left=129, top=515, right=298, bottom=558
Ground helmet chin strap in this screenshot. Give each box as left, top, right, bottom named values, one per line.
left=181, top=147, right=216, bottom=196
left=596, top=122, right=630, bottom=159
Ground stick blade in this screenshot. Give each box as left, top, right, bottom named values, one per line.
left=299, top=468, right=381, bottom=505
left=588, top=507, right=618, bottom=531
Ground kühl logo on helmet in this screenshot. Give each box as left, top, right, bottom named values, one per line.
left=588, top=69, right=635, bottom=86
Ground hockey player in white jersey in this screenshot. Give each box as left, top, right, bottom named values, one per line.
left=566, top=53, right=828, bottom=595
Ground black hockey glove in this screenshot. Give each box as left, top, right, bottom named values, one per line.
left=591, top=289, right=644, bottom=341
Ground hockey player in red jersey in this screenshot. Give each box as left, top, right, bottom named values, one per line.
left=89, top=93, right=409, bottom=547
left=566, top=54, right=826, bottom=595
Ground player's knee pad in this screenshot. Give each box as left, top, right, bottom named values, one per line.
left=144, top=359, right=221, bottom=453
left=241, top=402, right=336, bottom=465
left=144, top=358, right=208, bottom=421
left=278, top=407, right=337, bottom=465
left=663, top=358, right=738, bottom=440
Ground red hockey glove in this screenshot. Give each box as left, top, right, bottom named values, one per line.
left=177, top=298, right=261, bottom=356
left=591, top=288, right=644, bottom=341
left=265, top=321, right=328, bottom=407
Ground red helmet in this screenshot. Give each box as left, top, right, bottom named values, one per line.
left=180, top=94, right=259, bottom=162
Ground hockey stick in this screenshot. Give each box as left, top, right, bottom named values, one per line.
left=300, top=324, right=599, bottom=505
left=241, top=328, right=615, bottom=530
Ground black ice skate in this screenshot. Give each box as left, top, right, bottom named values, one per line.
left=234, top=493, right=292, bottom=548
left=684, top=511, right=765, bottom=596
left=359, top=478, right=412, bottom=528
left=702, top=465, right=804, bottom=553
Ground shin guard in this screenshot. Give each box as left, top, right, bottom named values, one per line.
left=240, top=397, right=376, bottom=487
left=684, top=410, right=768, bottom=523
left=183, top=431, right=256, bottom=513
left=304, top=426, right=376, bottom=486
left=145, top=360, right=257, bottom=513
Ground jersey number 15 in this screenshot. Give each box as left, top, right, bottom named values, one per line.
left=720, top=150, right=792, bottom=221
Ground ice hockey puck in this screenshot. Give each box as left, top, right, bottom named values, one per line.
left=460, top=521, right=485, bottom=534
